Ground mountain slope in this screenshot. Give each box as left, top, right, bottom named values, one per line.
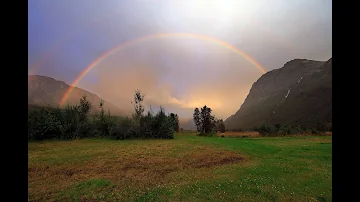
left=225, top=58, right=332, bottom=130
left=28, top=75, right=126, bottom=115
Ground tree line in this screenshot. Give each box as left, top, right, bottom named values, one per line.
left=28, top=90, right=179, bottom=140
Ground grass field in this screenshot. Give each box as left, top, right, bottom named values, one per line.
left=28, top=132, right=332, bottom=201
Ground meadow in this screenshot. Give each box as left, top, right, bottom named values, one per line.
left=28, top=132, right=332, bottom=202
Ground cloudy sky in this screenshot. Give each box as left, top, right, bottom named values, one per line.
left=28, top=0, right=332, bottom=119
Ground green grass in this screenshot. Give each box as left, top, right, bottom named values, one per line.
left=28, top=133, right=332, bottom=201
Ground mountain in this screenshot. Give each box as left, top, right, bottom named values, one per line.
left=224, top=58, right=332, bottom=130
left=28, top=75, right=126, bottom=115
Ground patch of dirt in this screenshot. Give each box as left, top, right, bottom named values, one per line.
left=29, top=149, right=245, bottom=182
left=186, top=151, right=244, bottom=168
left=119, top=150, right=244, bottom=171
left=28, top=145, right=246, bottom=201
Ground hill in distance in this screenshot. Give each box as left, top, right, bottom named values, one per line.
left=225, top=58, right=332, bottom=130
left=28, top=75, right=128, bottom=116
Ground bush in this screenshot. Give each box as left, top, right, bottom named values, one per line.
left=108, top=116, right=135, bottom=140
left=28, top=106, right=61, bottom=140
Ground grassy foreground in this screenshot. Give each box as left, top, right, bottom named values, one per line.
left=28, top=132, right=332, bottom=201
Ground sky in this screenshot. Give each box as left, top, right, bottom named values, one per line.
left=28, top=0, right=332, bottom=119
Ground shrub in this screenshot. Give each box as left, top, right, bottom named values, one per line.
left=278, top=125, right=292, bottom=136
left=28, top=106, right=61, bottom=140
left=108, top=116, right=135, bottom=140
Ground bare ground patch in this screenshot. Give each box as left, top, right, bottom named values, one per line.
left=28, top=142, right=246, bottom=201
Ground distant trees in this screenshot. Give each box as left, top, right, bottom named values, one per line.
left=255, top=122, right=329, bottom=136
left=193, top=105, right=218, bottom=135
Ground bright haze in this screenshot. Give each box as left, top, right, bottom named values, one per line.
left=28, top=0, right=332, bottom=120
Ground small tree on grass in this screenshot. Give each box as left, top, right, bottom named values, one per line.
left=193, top=105, right=217, bottom=135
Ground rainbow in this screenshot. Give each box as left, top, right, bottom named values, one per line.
left=59, top=32, right=267, bottom=106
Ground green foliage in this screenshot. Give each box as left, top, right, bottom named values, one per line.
left=28, top=106, right=61, bottom=140
left=139, top=107, right=175, bottom=139
left=28, top=90, right=176, bottom=141
left=108, top=116, right=138, bottom=140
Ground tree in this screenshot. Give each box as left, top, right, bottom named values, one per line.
left=77, top=94, right=93, bottom=137
left=200, top=105, right=215, bottom=134
left=170, top=113, right=180, bottom=132
left=193, top=108, right=201, bottom=132
left=131, top=89, right=145, bottom=121
left=193, top=105, right=217, bottom=134
left=99, top=99, right=105, bottom=119
left=78, top=94, right=92, bottom=122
